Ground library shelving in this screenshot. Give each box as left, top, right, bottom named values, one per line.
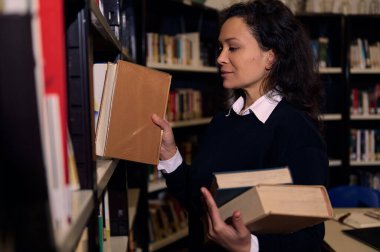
left=66, top=0, right=136, bottom=250
left=1, top=0, right=141, bottom=251
left=131, top=0, right=221, bottom=251
left=296, top=13, right=380, bottom=190
left=346, top=15, right=380, bottom=190
left=296, top=13, right=348, bottom=186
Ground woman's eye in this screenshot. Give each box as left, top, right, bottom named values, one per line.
left=229, top=47, right=238, bottom=52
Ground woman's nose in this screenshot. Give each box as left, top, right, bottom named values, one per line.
left=217, top=50, right=228, bottom=65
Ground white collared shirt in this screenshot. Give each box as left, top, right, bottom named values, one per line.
left=231, top=90, right=282, bottom=122
left=157, top=90, right=283, bottom=252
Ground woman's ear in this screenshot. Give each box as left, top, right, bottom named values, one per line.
left=265, top=49, right=275, bottom=70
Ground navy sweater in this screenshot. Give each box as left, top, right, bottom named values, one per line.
left=163, top=99, right=329, bottom=252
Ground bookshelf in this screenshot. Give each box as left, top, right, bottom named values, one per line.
left=346, top=15, right=380, bottom=189
left=147, top=62, right=218, bottom=73
left=296, top=13, right=380, bottom=190
left=0, top=0, right=141, bottom=251
left=131, top=0, right=220, bottom=250
left=296, top=13, right=348, bottom=186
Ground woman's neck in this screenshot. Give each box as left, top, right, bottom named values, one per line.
left=243, top=86, right=263, bottom=110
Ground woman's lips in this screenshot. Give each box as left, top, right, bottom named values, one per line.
left=220, top=71, right=232, bottom=78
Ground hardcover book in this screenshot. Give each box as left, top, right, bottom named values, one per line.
left=211, top=166, right=293, bottom=206
left=218, top=184, right=333, bottom=234
left=95, top=60, right=171, bottom=165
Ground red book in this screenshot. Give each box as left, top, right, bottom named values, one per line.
left=39, top=0, right=68, bottom=184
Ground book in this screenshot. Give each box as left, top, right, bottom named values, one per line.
left=218, top=184, right=333, bottom=234
left=93, top=63, right=108, bottom=129
left=337, top=210, right=380, bottom=229
left=95, top=60, right=171, bottom=165
left=211, top=166, right=292, bottom=206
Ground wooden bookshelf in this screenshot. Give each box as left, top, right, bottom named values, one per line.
left=147, top=62, right=217, bottom=73
left=56, top=190, right=94, bottom=252
left=350, top=161, right=380, bottom=166
left=103, top=236, right=129, bottom=252
left=149, top=227, right=189, bottom=252
left=170, top=117, right=212, bottom=128
left=321, top=113, right=342, bottom=121
left=319, top=67, right=342, bottom=74
left=148, top=179, right=167, bottom=193
left=329, top=159, right=342, bottom=167
left=350, top=68, right=380, bottom=74
left=350, top=114, right=380, bottom=120
left=97, top=159, right=119, bottom=198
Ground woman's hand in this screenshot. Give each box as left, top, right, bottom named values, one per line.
left=151, top=113, right=177, bottom=160
left=201, top=187, right=252, bottom=252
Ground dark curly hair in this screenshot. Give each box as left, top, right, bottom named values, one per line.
left=220, top=0, right=324, bottom=128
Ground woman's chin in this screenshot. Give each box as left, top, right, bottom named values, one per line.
left=223, top=82, right=237, bottom=89
left=223, top=80, right=234, bottom=89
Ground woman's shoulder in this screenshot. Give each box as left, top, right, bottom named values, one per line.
left=270, top=100, right=321, bottom=137
left=272, top=100, right=312, bottom=122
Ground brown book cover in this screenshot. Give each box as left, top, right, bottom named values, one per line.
left=218, top=184, right=333, bottom=234
left=95, top=60, right=171, bottom=165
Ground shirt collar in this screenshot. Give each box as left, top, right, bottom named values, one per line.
left=231, top=90, right=283, bottom=123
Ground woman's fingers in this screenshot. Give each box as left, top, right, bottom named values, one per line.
left=201, top=187, right=224, bottom=227
left=151, top=113, right=177, bottom=160
left=152, top=113, right=169, bottom=130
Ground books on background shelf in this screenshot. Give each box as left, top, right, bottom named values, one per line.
left=211, top=166, right=292, bottom=207
left=349, top=129, right=380, bottom=163
left=95, top=60, right=171, bottom=165
left=350, top=85, right=380, bottom=117
left=217, top=184, right=333, bottom=234
left=350, top=38, right=380, bottom=70
left=167, top=88, right=203, bottom=122
left=146, top=32, right=210, bottom=68
left=148, top=192, right=188, bottom=248
left=311, top=36, right=331, bottom=68
left=101, top=0, right=121, bottom=40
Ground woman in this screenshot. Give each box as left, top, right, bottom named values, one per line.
left=152, top=0, right=328, bottom=251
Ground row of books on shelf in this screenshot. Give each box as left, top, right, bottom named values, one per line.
left=350, top=129, right=380, bottom=162
left=350, top=38, right=380, bottom=69
left=167, top=88, right=203, bottom=122
left=311, top=37, right=330, bottom=68
left=305, top=0, right=380, bottom=14
left=148, top=192, right=188, bottom=244
left=146, top=32, right=207, bottom=67
left=350, top=85, right=380, bottom=115
left=178, top=135, right=199, bottom=165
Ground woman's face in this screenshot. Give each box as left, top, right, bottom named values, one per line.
left=217, top=17, right=274, bottom=94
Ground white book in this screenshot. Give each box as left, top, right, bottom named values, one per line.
left=338, top=211, right=380, bottom=229
left=93, top=63, right=108, bottom=129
